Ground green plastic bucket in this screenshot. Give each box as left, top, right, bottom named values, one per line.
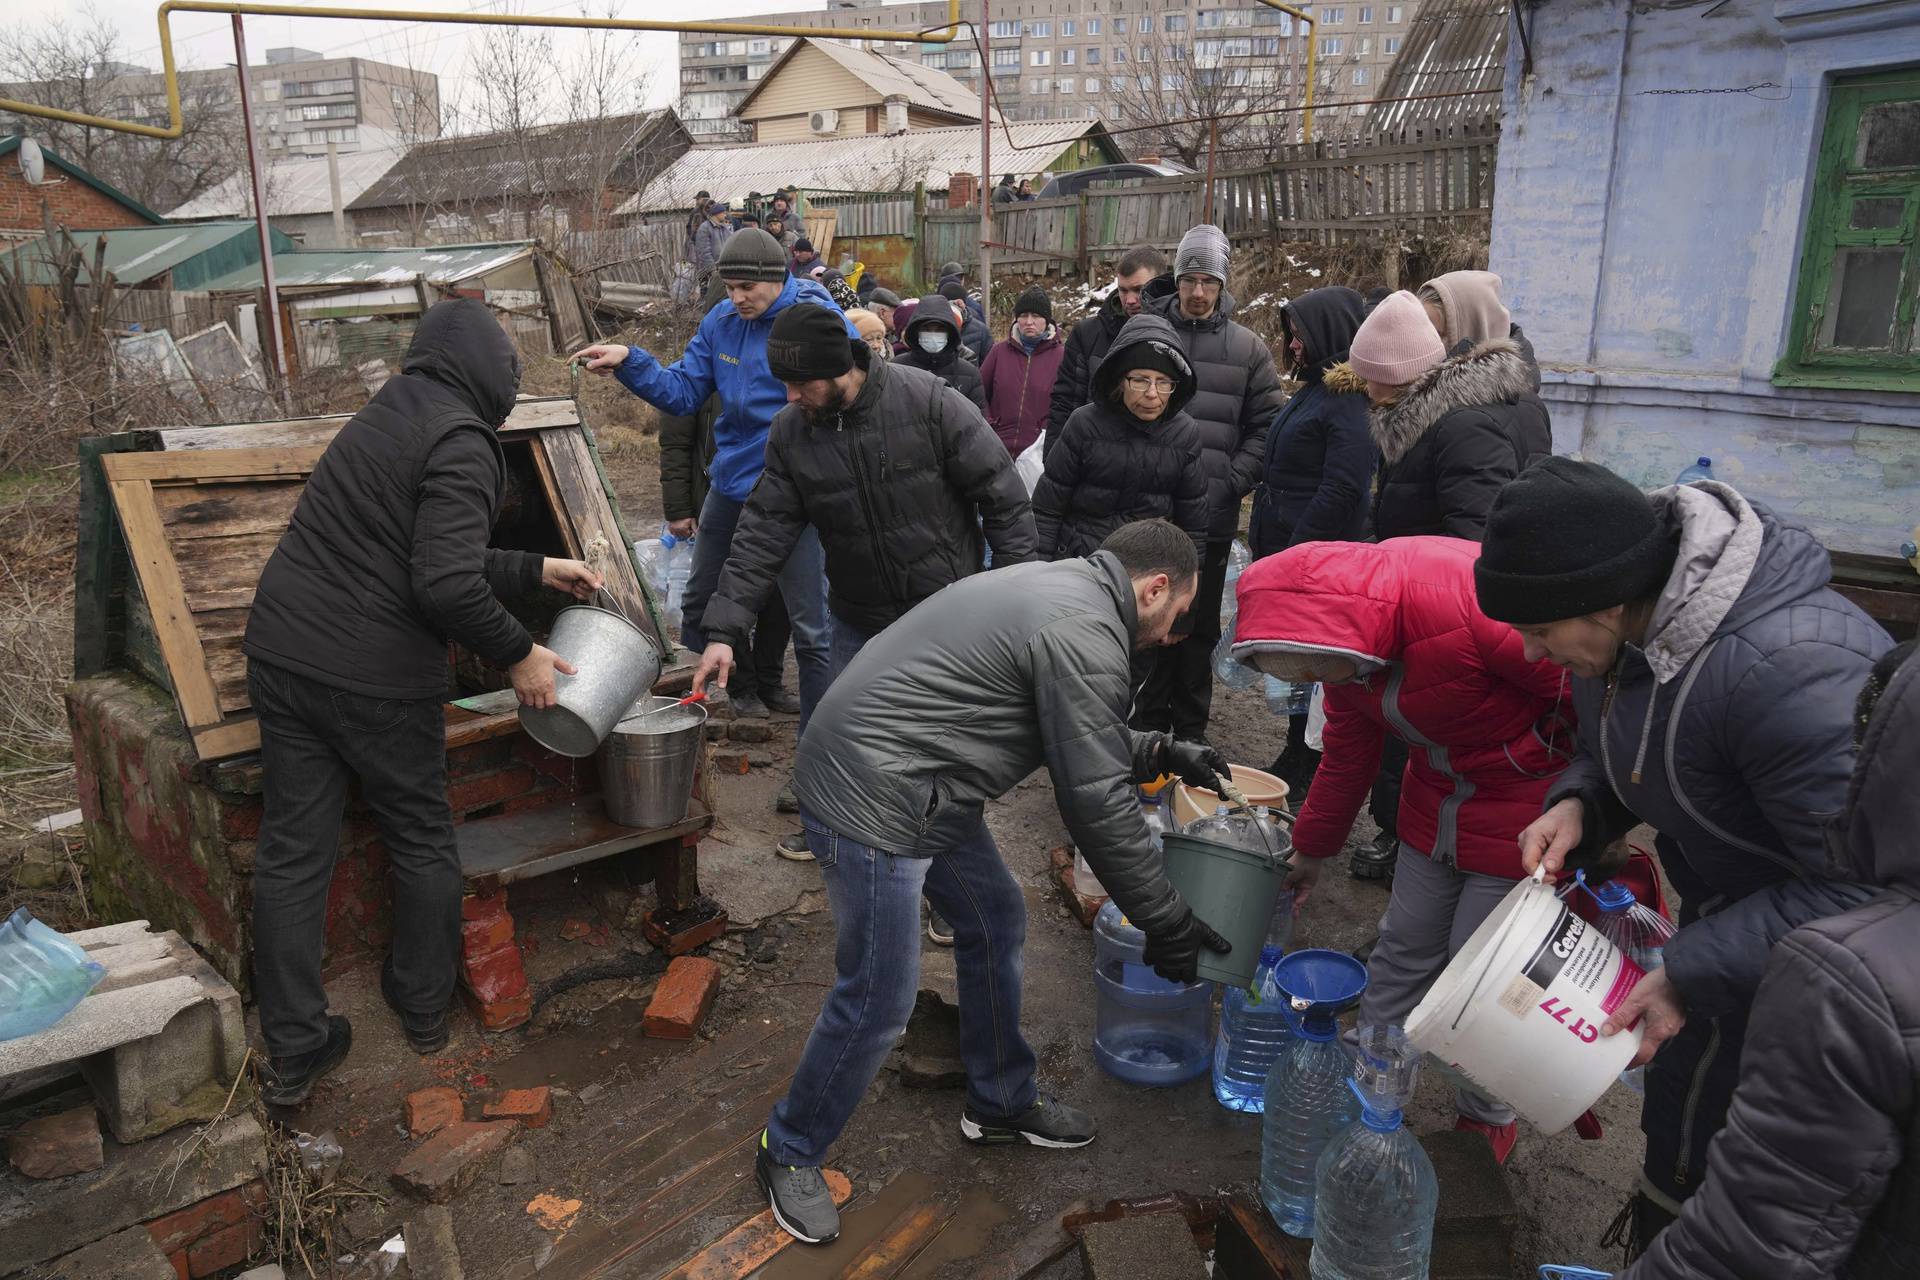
left=1159, top=831, right=1288, bottom=987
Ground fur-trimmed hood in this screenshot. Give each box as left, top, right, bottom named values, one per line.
left=1327, top=338, right=1537, bottom=465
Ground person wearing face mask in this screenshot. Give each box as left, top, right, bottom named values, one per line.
left=1229, top=535, right=1576, bottom=1164
left=979, top=287, right=1065, bottom=457
left=1047, top=246, right=1168, bottom=458
left=895, top=291, right=988, bottom=414
left=750, top=519, right=1234, bottom=1247
left=1474, top=457, right=1888, bottom=1257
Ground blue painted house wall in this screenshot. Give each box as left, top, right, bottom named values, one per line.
left=1489, top=0, right=1920, bottom=559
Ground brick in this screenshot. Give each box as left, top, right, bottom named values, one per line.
left=8, top=1104, right=104, bottom=1179
left=462, top=891, right=510, bottom=923
left=728, top=719, right=772, bottom=743
left=463, top=943, right=529, bottom=1004
left=391, top=1121, right=517, bottom=1203
left=640, top=904, right=727, bottom=956
left=482, top=1086, right=552, bottom=1129
left=643, top=956, right=721, bottom=1040
left=710, top=748, right=751, bottom=775
left=403, top=1206, right=464, bottom=1280
left=447, top=737, right=514, bottom=778
left=405, top=1086, right=464, bottom=1138
left=465, top=988, right=532, bottom=1030
left=185, top=1220, right=253, bottom=1278
left=447, top=766, right=535, bottom=816
left=147, top=1187, right=251, bottom=1253
left=168, top=1250, right=190, bottom=1280
left=460, top=911, right=515, bottom=952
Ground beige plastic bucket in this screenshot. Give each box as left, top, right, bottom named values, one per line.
left=1171, top=763, right=1288, bottom=829
left=1404, top=873, right=1645, bottom=1134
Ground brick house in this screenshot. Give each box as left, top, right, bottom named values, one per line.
left=0, top=136, right=162, bottom=246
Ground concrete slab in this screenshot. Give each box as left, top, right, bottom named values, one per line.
left=691, top=831, right=816, bottom=927
left=38, top=1225, right=176, bottom=1280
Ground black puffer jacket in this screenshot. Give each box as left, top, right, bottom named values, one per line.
left=895, top=292, right=988, bottom=413
left=245, top=299, right=544, bottom=699
left=1332, top=338, right=1551, bottom=541
left=658, top=393, right=720, bottom=524
left=1249, top=287, right=1373, bottom=556
left=703, top=343, right=1036, bottom=643
left=1144, top=279, right=1285, bottom=541
left=793, top=550, right=1192, bottom=937
left=1032, top=314, right=1207, bottom=559
left=1624, top=645, right=1920, bottom=1280
left=1045, top=290, right=1130, bottom=456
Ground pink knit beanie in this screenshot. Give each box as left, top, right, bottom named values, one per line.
left=1348, top=289, right=1446, bottom=386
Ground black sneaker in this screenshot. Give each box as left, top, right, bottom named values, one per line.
left=263, top=1015, right=352, bottom=1107
left=1349, top=830, right=1399, bottom=881
left=755, top=1130, right=840, bottom=1244
left=775, top=832, right=815, bottom=862
left=761, top=687, right=803, bottom=716
left=775, top=781, right=801, bottom=815
left=729, top=688, right=771, bottom=720
left=960, top=1094, right=1097, bottom=1149
left=926, top=908, right=954, bottom=947
left=382, top=968, right=451, bottom=1055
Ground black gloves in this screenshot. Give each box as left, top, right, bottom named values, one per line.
left=1141, top=908, right=1233, bottom=984
left=1164, top=739, right=1234, bottom=791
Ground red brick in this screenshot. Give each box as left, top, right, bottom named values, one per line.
left=405, top=1086, right=463, bottom=1138
left=462, top=890, right=509, bottom=922
left=0, top=165, right=153, bottom=236
left=482, top=1086, right=552, bottom=1128
left=147, top=1188, right=250, bottom=1253
left=7, top=1104, right=103, bottom=1179
left=640, top=907, right=727, bottom=956
left=464, top=987, right=532, bottom=1030
left=391, top=1120, right=517, bottom=1203
left=447, top=765, right=535, bottom=815
left=185, top=1221, right=251, bottom=1278
left=710, top=748, right=751, bottom=775
left=463, top=942, right=528, bottom=1004
left=643, top=956, right=721, bottom=1040
left=167, top=1250, right=189, bottom=1280
left=461, top=912, right=515, bottom=951
left=219, top=804, right=260, bottom=842
left=446, top=737, right=514, bottom=779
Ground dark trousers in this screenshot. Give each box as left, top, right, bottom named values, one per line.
left=248, top=660, right=461, bottom=1061
left=733, top=587, right=794, bottom=701
left=1370, top=735, right=1409, bottom=839
left=1132, top=538, right=1231, bottom=741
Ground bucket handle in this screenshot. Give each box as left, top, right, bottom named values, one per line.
left=1447, top=865, right=1549, bottom=1034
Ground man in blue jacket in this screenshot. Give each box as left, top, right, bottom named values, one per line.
left=572, top=230, right=849, bottom=756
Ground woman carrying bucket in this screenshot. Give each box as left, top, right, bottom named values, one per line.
left=1229, top=535, right=1574, bottom=1164
left=1473, top=457, right=1890, bottom=1259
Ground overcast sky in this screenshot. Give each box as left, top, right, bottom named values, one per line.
left=7, top=0, right=840, bottom=119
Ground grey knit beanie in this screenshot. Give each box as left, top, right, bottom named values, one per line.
left=1173, top=224, right=1231, bottom=284
left=715, top=228, right=788, bottom=284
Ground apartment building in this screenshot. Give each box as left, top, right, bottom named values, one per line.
left=677, top=1, right=1423, bottom=141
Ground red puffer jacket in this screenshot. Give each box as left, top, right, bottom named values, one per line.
left=1231, top=537, right=1573, bottom=877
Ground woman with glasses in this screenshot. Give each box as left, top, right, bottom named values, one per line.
left=1031, top=314, right=1208, bottom=560
left=1473, top=457, right=1890, bottom=1260
left=1228, top=534, right=1576, bottom=1164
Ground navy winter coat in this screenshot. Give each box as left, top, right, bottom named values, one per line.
left=1249, top=287, right=1373, bottom=555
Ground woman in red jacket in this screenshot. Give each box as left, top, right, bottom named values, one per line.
left=1230, top=536, right=1573, bottom=1162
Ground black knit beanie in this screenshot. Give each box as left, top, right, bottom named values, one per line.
left=766, top=303, right=854, bottom=383
left=1474, top=457, right=1679, bottom=625
left=1014, top=286, right=1052, bottom=324
left=715, top=228, right=788, bottom=283
left=1117, top=340, right=1186, bottom=386
left=938, top=281, right=966, bottom=302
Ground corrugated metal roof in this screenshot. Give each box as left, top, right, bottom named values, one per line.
left=164, top=147, right=408, bottom=220
left=735, top=37, right=980, bottom=122
left=1371, top=0, right=1510, bottom=136
left=0, top=220, right=295, bottom=288
left=620, top=121, right=1103, bottom=216
left=195, top=240, right=537, bottom=291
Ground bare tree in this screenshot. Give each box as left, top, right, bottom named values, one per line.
left=1103, top=37, right=1314, bottom=170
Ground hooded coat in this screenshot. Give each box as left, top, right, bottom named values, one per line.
left=1046, top=289, right=1132, bottom=455
left=691, top=216, right=731, bottom=276
left=1623, top=646, right=1920, bottom=1280
left=245, top=299, right=544, bottom=700
left=1145, top=278, right=1286, bottom=541
left=1543, top=482, right=1888, bottom=1203
left=895, top=293, right=989, bottom=414
left=1031, top=315, right=1208, bottom=560
left=613, top=274, right=852, bottom=503
left=1230, top=537, right=1572, bottom=874
left=1249, top=287, right=1374, bottom=555
left=1329, top=338, right=1551, bottom=541
left=979, top=324, right=1065, bottom=455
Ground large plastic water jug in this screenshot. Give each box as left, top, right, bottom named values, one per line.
left=1584, top=874, right=1674, bottom=1093
left=0, top=908, right=106, bottom=1041
left=633, top=526, right=694, bottom=631
left=1212, top=539, right=1259, bottom=689
left=1311, top=1025, right=1438, bottom=1280
left=1091, top=901, right=1211, bottom=1086
left=1260, top=949, right=1368, bottom=1237
left=1212, top=912, right=1295, bottom=1111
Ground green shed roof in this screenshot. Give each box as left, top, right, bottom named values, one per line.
left=0, top=220, right=294, bottom=289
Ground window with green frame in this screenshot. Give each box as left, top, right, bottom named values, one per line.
left=1778, top=68, right=1920, bottom=391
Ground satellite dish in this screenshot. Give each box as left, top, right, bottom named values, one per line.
left=18, top=137, right=44, bottom=185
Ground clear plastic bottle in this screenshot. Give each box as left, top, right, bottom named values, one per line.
left=1091, top=901, right=1212, bottom=1086
left=1259, top=952, right=1367, bottom=1237
left=1586, top=876, right=1675, bottom=1093
left=1212, top=883, right=1298, bottom=1111
left=662, top=531, right=693, bottom=626
left=1213, top=539, right=1261, bottom=689
left=1310, top=1025, right=1438, bottom=1280
left=1676, top=456, right=1714, bottom=485
left=0, top=908, right=106, bottom=1041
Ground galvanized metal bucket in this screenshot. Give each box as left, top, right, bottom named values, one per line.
left=598, top=696, right=707, bottom=829
left=518, top=606, right=662, bottom=758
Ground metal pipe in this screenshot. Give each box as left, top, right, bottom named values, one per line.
left=230, top=14, right=286, bottom=391
left=977, top=0, right=991, bottom=330
left=0, top=0, right=967, bottom=139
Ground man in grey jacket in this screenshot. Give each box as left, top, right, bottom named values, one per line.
left=751, top=520, right=1234, bottom=1246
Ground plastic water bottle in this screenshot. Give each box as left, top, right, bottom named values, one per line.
left=1212, top=540, right=1260, bottom=688
left=1212, top=886, right=1298, bottom=1111
left=1676, top=456, right=1714, bottom=485
left=1264, top=676, right=1313, bottom=717
left=1311, top=1025, right=1438, bottom=1280
left=0, top=908, right=106, bottom=1041
left=1091, top=900, right=1212, bottom=1085
left=662, top=532, right=693, bottom=627
left=1260, top=951, right=1368, bottom=1237
left=1585, top=876, right=1675, bottom=1093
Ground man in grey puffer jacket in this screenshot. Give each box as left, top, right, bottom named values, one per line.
left=749, top=520, right=1234, bottom=1248
left=1136, top=224, right=1285, bottom=739
left=1619, top=641, right=1919, bottom=1280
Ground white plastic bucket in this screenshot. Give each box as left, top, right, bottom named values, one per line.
left=1405, top=874, right=1645, bottom=1133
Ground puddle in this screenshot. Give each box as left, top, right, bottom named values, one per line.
left=757, top=1171, right=1010, bottom=1278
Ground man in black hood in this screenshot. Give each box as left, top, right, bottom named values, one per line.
left=895, top=292, right=988, bottom=413
left=243, top=298, right=602, bottom=1104
left=1045, top=245, right=1167, bottom=457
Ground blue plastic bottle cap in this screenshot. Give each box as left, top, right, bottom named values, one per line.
left=660, top=532, right=677, bottom=549
left=1589, top=879, right=1637, bottom=913
left=1696, top=456, right=1711, bottom=466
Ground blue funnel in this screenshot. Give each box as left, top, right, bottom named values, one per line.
left=1273, top=949, right=1367, bottom=1041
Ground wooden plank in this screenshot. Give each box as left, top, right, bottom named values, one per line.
left=528, top=436, right=584, bottom=559
left=538, top=428, right=668, bottom=653
left=171, top=531, right=286, bottom=604
left=74, top=434, right=150, bottom=679
left=655, top=1173, right=854, bottom=1280
left=840, top=1194, right=959, bottom=1279
left=152, top=395, right=581, bottom=451
left=154, top=481, right=302, bottom=539
left=103, top=446, right=327, bottom=483
left=192, top=718, right=260, bottom=759
left=108, top=478, right=224, bottom=731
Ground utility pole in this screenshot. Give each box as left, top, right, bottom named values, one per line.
left=977, top=2, right=991, bottom=332
left=231, top=15, right=287, bottom=395
left=325, top=140, right=347, bottom=246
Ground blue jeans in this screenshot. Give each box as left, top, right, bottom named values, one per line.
left=827, top=612, right=877, bottom=680
left=763, top=815, right=1038, bottom=1166
left=680, top=488, right=830, bottom=733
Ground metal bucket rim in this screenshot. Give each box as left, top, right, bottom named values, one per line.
left=553, top=602, right=655, bottom=644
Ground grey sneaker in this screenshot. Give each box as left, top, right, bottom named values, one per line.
left=755, top=1131, right=840, bottom=1244
left=960, top=1094, right=1097, bottom=1149
left=775, top=832, right=815, bottom=862
left=729, top=688, right=771, bottom=719
left=926, top=908, right=954, bottom=947
left=775, top=781, right=800, bottom=815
